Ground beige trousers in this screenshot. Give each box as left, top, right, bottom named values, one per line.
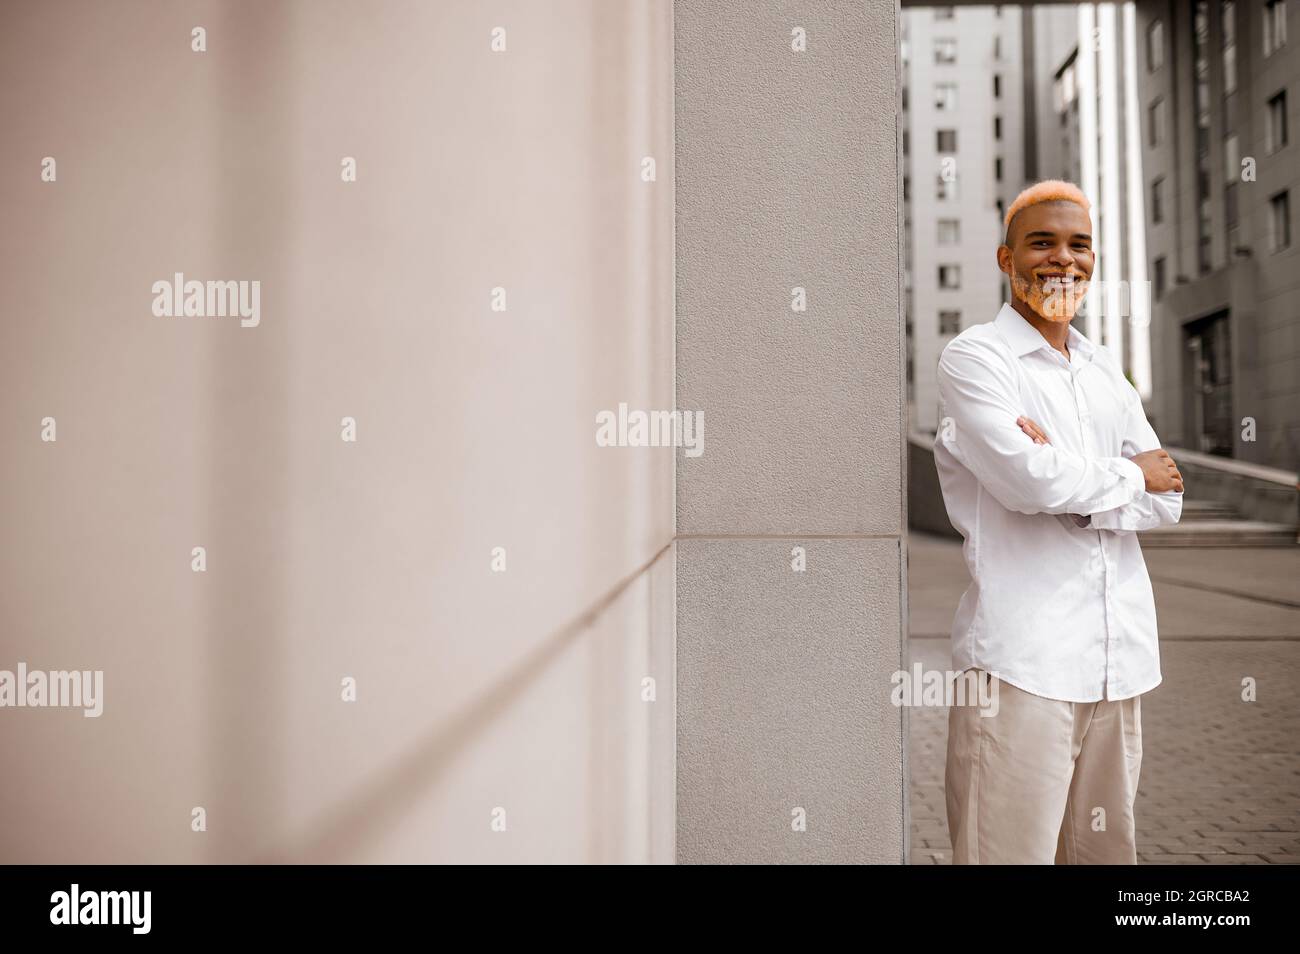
left=945, top=669, right=1143, bottom=864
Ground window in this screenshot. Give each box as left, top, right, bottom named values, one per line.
left=903, top=175, right=910, bottom=201
left=1151, top=177, right=1165, bottom=223
left=1147, top=19, right=1165, bottom=71
left=994, top=115, right=1002, bottom=140
left=935, top=83, right=958, bottom=111
left=993, top=74, right=1002, bottom=98
left=939, top=311, right=962, bottom=335
left=994, top=36, right=1002, bottom=61
left=1265, top=0, right=1287, bottom=56
left=903, top=130, right=909, bottom=155
left=1153, top=257, right=1166, bottom=301
left=938, top=219, right=960, bottom=245
left=1222, top=1, right=1237, bottom=95
left=935, top=6, right=955, bottom=20
left=1149, top=98, right=1166, bottom=147
left=1224, top=133, right=1240, bottom=229
left=935, top=38, right=957, bottom=64
left=995, top=157, right=1003, bottom=182
left=902, top=85, right=908, bottom=111
left=996, top=198, right=1005, bottom=221
left=1268, top=91, right=1288, bottom=152
left=938, top=266, right=962, bottom=290
left=937, top=129, right=957, bottom=152
left=1194, top=0, right=1213, bottom=274
left=1271, top=191, right=1291, bottom=250
left=937, top=173, right=960, bottom=200
left=1059, top=63, right=1076, bottom=108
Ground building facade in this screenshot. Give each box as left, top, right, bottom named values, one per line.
left=1136, top=0, right=1299, bottom=469
left=1046, top=5, right=1154, bottom=400
left=904, top=5, right=1026, bottom=432
left=905, top=3, right=1080, bottom=432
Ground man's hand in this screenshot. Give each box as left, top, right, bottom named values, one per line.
left=1016, top=414, right=1184, bottom=493
left=1016, top=415, right=1050, bottom=445
left=1131, top=448, right=1184, bottom=493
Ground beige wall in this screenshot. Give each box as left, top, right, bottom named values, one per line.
left=0, top=0, right=675, bottom=863
left=674, top=0, right=906, bottom=862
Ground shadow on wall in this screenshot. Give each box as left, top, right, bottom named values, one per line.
left=256, top=543, right=674, bottom=863
left=198, top=0, right=681, bottom=865
left=0, top=0, right=675, bottom=864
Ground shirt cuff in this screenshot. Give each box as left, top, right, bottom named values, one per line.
left=1108, top=457, right=1146, bottom=500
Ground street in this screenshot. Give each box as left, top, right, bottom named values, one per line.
left=907, top=531, right=1300, bottom=864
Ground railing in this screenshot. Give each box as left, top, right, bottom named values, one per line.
left=907, top=432, right=1299, bottom=538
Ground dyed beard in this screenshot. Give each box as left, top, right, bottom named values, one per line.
left=1010, top=270, right=1089, bottom=321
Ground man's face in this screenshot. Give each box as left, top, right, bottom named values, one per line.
left=997, top=200, right=1094, bottom=322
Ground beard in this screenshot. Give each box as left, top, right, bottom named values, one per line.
left=1010, top=268, right=1089, bottom=321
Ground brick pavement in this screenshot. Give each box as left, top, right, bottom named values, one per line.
left=906, top=533, right=1300, bottom=865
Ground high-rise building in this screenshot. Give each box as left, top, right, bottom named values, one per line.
left=1043, top=5, right=1154, bottom=400
left=904, top=4, right=1077, bottom=432
left=905, top=5, right=1026, bottom=432
left=1135, top=0, right=1299, bottom=470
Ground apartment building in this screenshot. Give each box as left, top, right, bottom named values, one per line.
left=1136, top=0, right=1299, bottom=469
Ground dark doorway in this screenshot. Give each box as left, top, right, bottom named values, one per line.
left=1183, top=310, right=1234, bottom=456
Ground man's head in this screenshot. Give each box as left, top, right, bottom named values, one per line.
left=997, top=180, right=1094, bottom=322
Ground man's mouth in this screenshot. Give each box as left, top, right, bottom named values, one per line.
left=1036, top=272, right=1082, bottom=286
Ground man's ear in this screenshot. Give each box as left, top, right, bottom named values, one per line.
left=996, top=244, right=1012, bottom=275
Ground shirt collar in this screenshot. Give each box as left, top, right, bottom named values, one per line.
left=993, top=301, right=1093, bottom=361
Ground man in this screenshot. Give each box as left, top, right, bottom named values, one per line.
left=933, top=180, right=1184, bottom=864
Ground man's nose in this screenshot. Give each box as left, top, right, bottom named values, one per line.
left=1048, top=244, right=1076, bottom=268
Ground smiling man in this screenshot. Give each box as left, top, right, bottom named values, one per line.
left=933, top=180, right=1185, bottom=865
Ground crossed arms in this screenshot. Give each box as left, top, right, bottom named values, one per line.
left=936, top=338, right=1183, bottom=532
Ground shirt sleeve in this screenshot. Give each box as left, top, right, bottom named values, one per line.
left=1083, top=377, right=1183, bottom=533
left=935, top=336, right=1148, bottom=516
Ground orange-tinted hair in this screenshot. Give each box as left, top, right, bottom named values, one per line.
left=1002, top=180, right=1091, bottom=244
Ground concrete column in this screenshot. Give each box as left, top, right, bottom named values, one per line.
left=674, top=0, right=907, bottom=863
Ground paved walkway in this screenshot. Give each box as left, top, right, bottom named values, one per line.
left=907, top=531, right=1300, bottom=865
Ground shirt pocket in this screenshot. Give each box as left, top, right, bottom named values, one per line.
left=1079, top=366, right=1130, bottom=455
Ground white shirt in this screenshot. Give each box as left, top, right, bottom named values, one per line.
left=933, top=302, right=1183, bottom=702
